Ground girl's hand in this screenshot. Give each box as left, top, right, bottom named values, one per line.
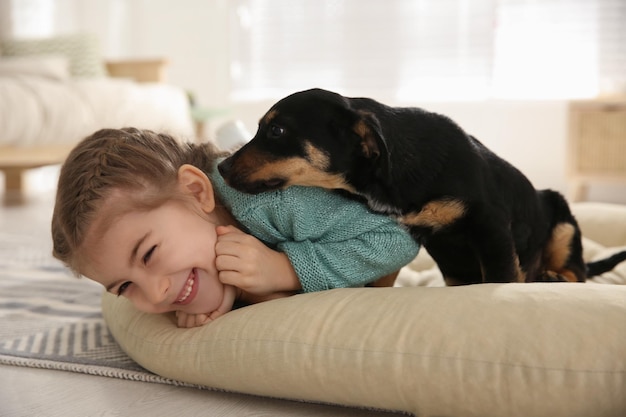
left=215, top=225, right=301, bottom=295
left=175, top=311, right=211, bottom=328
left=175, top=284, right=238, bottom=328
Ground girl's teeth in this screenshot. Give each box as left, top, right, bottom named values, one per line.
left=177, top=277, right=194, bottom=303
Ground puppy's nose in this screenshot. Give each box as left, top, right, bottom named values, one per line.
left=217, top=158, right=232, bottom=177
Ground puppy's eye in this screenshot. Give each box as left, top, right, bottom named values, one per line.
left=268, top=124, right=285, bottom=139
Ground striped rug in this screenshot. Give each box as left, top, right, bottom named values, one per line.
left=0, top=235, right=191, bottom=386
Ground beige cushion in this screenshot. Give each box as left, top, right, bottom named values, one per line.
left=102, top=283, right=626, bottom=417
left=572, top=202, right=626, bottom=248
left=1, top=33, right=106, bottom=78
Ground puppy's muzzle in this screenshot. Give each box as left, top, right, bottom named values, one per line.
left=218, top=158, right=286, bottom=194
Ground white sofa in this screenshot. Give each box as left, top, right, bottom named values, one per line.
left=0, top=33, right=195, bottom=204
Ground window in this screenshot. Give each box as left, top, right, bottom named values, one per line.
left=492, top=0, right=625, bottom=99
left=5, top=0, right=55, bottom=38
left=230, top=0, right=626, bottom=101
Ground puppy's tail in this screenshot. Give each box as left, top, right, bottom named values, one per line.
left=586, top=250, right=626, bottom=277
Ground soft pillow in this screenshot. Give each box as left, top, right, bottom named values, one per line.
left=0, top=55, right=70, bottom=80
left=572, top=202, right=626, bottom=248
left=102, top=283, right=626, bottom=417
left=1, top=33, right=106, bottom=78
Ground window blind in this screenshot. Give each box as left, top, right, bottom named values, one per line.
left=230, top=0, right=495, bottom=101
left=493, top=0, right=626, bottom=99
left=230, top=0, right=626, bottom=101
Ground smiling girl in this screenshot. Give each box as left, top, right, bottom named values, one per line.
left=52, top=128, right=419, bottom=327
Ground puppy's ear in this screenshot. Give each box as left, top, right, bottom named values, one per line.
left=353, top=111, right=385, bottom=158
left=353, top=111, right=392, bottom=180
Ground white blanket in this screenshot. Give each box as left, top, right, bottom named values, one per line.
left=0, top=75, right=194, bottom=147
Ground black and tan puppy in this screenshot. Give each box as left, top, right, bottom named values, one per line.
left=218, top=88, right=626, bottom=285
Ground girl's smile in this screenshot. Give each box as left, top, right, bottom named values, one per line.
left=175, top=269, right=199, bottom=305
left=81, top=195, right=230, bottom=317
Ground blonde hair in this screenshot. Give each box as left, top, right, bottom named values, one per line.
left=52, top=127, right=226, bottom=274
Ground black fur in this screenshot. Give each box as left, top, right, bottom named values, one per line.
left=219, top=88, right=626, bottom=285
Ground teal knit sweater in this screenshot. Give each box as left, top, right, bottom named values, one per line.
left=210, top=167, right=420, bottom=292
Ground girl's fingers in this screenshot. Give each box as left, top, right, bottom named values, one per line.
left=176, top=311, right=210, bottom=328
left=195, top=314, right=209, bottom=326
left=215, top=239, right=242, bottom=257
left=215, top=253, right=242, bottom=272
left=217, top=270, right=240, bottom=286
left=216, top=225, right=245, bottom=237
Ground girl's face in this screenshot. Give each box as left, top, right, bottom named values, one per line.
left=82, top=198, right=226, bottom=316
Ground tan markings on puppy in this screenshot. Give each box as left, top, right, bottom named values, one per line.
left=443, top=276, right=465, bottom=286
left=249, top=158, right=352, bottom=190
left=544, top=223, right=575, bottom=272
left=513, top=255, right=526, bottom=283
left=353, top=118, right=371, bottom=139
left=353, top=117, right=379, bottom=158
left=397, top=200, right=466, bottom=231
left=543, top=223, right=580, bottom=282
left=558, top=269, right=579, bottom=283
left=261, top=109, right=278, bottom=125
left=544, top=271, right=563, bottom=281
left=304, top=142, right=331, bottom=171
left=231, top=148, right=273, bottom=175
left=247, top=142, right=356, bottom=192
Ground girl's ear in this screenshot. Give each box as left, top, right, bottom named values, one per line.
left=177, top=164, right=216, bottom=213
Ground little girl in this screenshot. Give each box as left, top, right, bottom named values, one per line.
left=52, top=128, right=419, bottom=327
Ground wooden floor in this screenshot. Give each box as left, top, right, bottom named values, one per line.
left=0, top=172, right=404, bottom=417
left=0, top=365, right=404, bottom=417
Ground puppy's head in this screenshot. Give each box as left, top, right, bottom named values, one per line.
left=218, top=88, right=389, bottom=195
